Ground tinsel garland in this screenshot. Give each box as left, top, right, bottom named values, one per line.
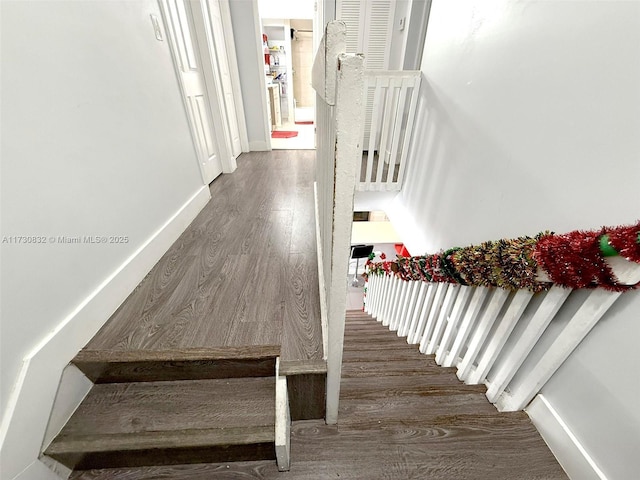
left=533, top=222, right=640, bottom=292
left=451, top=235, right=547, bottom=292
left=365, top=221, right=640, bottom=292
left=603, top=222, right=640, bottom=263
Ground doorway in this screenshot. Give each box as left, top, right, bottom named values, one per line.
left=259, top=1, right=316, bottom=150
left=290, top=20, right=314, bottom=125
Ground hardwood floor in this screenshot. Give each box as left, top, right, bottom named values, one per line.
left=72, top=311, right=567, bottom=480
left=48, top=377, right=277, bottom=470
left=85, top=151, right=323, bottom=364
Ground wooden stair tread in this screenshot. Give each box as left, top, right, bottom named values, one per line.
left=73, top=345, right=280, bottom=382
left=57, top=377, right=275, bottom=436
left=45, top=377, right=277, bottom=470
left=46, top=425, right=275, bottom=453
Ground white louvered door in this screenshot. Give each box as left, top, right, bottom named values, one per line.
left=361, top=0, right=394, bottom=70
left=336, top=0, right=395, bottom=150
left=336, top=0, right=394, bottom=69
left=336, top=0, right=365, bottom=55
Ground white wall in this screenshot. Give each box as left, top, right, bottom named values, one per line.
left=388, top=0, right=410, bottom=70
left=402, top=0, right=431, bottom=70
left=387, top=1, right=640, bottom=477
left=229, top=0, right=271, bottom=150
left=258, top=0, right=314, bottom=19
left=391, top=0, right=640, bottom=256
left=1, top=1, right=209, bottom=478
left=540, top=293, right=640, bottom=479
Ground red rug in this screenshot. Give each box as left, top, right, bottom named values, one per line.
left=271, top=131, right=298, bottom=138
left=295, top=121, right=314, bottom=125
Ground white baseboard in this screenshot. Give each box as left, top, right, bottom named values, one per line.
left=0, top=186, right=210, bottom=480
left=42, top=365, right=93, bottom=451
left=526, top=394, right=607, bottom=480
left=11, top=459, right=64, bottom=480
left=249, top=140, right=271, bottom=151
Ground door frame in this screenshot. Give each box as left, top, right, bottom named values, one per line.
left=158, top=0, right=237, bottom=177
left=251, top=0, right=273, bottom=151
left=219, top=0, right=250, bottom=152
left=188, top=0, right=237, bottom=172
left=158, top=0, right=213, bottom=184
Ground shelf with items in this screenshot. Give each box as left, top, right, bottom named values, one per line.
left=262, top=24, right=293, bottom=122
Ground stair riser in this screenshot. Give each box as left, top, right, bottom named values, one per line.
left=75, top=358, right=277, bottom=383
left=50, top=443, right=276, bottom=470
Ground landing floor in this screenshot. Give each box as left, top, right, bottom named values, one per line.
left=86, top=151, right=323, bottom=364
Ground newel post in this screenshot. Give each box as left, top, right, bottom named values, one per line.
left=325, top=53, right=365, bottom=424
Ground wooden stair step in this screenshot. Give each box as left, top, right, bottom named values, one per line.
left=72, top=345, right=280, bottom=383
left=341, top=348, right=428, bottom=361
left=46, top=426, right=276, bottom=470
left=342, top=339, right=411, bottom=348
left=341, top=359, right=453, bottom=378
left=44, top=377, right=276, bottom=470
left=343, top=328, right=409, bottom=336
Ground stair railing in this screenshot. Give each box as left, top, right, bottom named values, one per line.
left=364, top=224, right=640, bottom=412
left=312, top=21, right=365, bottom=424
left=359, top=70, right=421, bottom=192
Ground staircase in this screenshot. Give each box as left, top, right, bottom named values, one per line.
left=45, top=311, right=565, bottom=479
left=43, top=346, right=290, bottom=474
left=337, top=310, right=567, bottom=479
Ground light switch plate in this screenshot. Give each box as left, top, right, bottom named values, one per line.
left=150, top=14, right=163, bottom=41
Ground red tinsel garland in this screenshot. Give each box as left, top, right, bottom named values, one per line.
left=605, top=221, right=640, bottom=263
left=533, top=224, right=639, bottom=292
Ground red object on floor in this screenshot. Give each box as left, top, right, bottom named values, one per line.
left=395, top=243, right=410, bottom=257
left=271, top=131, right=298, bottom=138
left=295, top=121, right=314, bottom=125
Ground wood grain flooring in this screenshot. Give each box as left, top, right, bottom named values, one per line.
left=73, top=346, right=280, bottom=383
left=48, top=377, right=277, bottom=470
left=72, top=311, right=567, bottom=480
left=85, top=151, right=323, bottom=363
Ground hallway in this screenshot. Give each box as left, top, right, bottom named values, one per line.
left=85, top=150, right=323, bottom=365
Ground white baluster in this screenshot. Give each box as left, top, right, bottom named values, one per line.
left=436, top=286, right=473, bottom=365
left=364, top=77, right=384, bottom=190
left=457, top=288, right=510, bottom=382
left=467, top=289, right=533, bottom=385
left=497, top=289, right=621, bottom=412
left=424, top=284, right=460, bottom=355
left=404, top=281, right=428, bottom=342
left=382, top=276, right=400, bottom=327
left=418, top=283, right=449, bottom=354
left=386, top=77, right=409, bottom=188
left=390, top=280, right=409, bottom=331
left=399, top=280, right=421, bottom=337
left=379, top=274, right=391, bottom=322
left=395, top=74, right=421, bottom=189
left=443, top=287, right=490, bottom=367
left=369, top=274, right=378, bottom=317
left=485, top=286, right=571, bottom=403
left=376, top=77, right=396, bottom=187
left=408, top=283, right=437, bottom=344
left=364, top=274, right=374, bottom=315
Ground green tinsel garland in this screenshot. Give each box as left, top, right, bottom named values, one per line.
left=451, top=235, right=547, bottom=292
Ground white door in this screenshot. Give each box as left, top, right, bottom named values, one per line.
left=162, top=0, right=223, bottom=183
left=337, top=0, right=395, bottom=151
left=204, top=0, right=242, bottom=158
